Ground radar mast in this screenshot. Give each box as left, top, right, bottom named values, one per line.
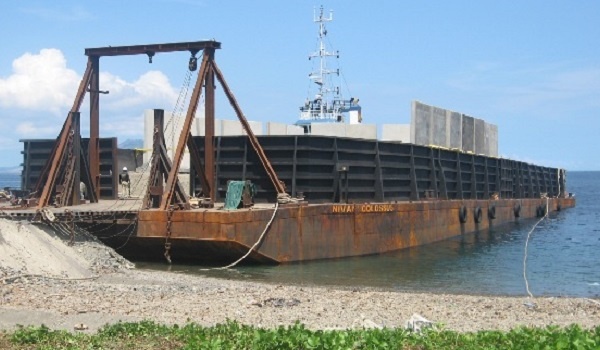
left=296, top=6, right=361, bottom=132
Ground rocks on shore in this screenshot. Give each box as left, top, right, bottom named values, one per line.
left=1, top=217, right=599, bottom=333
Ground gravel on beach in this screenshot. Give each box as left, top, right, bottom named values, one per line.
left=1, top=218, right=599, bottom=333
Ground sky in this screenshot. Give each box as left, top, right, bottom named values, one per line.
left=0, top=1, right=598, bottom=170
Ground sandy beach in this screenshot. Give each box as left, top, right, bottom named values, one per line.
left=1, top=218, right=599, bottom=333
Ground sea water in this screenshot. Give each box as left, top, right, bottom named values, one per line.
left=0, top=173, right=21, bottom=189
left=3, top=171, right=599, bottom=297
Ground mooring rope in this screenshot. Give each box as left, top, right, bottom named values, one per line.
left=200, top=201, right=280, bottom=270
left=523, top=197, right=549, bottom=298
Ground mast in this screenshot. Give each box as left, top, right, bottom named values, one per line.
left=310, top=6, right=337, bottom=121
left=297, top=5, right=361, bottom=129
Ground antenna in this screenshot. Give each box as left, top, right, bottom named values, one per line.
left=308, top=6, right=339, bottom=120
left=297, top=6, right=361, bottom=128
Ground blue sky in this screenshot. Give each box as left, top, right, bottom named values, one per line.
left=0, top=1, right=598, bottom=170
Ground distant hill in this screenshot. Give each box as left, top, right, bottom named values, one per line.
left=0, top=166, right=21, bottom=174
left=119, top=139, right=144, bottom=149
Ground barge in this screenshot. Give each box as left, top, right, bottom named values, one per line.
left=2, top=7, right=575, bottom=264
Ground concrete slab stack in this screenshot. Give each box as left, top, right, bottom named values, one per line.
left=474, top=118, right=486, bottom=155
left=311, top=123, right=346, bottom=137
left=141, top=99, right=500, bottom=171
left=432, top=107, right=447, bottom=147
left=410, top=101, right=497, bottom=157
left=345, top=124, right=377, bottom=139
left=266, top=122, right=305, bottom=135
left=381, top=124, right=411, bottom=142
left=266, top=122, right=287, bottom=135
left=220, top=120, right=263, bottom=136
left=196, top=118, right=223, bottom=137
left=461, top=115, right=475, bottom=153
left=143, top=110, right=205, bottom=170
left=309, top=123, right=377, bottom=139
left=448, top=111, right=462, bottom=149
left=411, top=101, right=432, bottom=146
left=287, top=124, right=305, bottom=135
left=487, top=123, right=498, bottom=157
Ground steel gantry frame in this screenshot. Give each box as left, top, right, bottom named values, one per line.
left=36, top=40, right=286, bottom=210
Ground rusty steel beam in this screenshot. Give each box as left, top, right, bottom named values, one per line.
left=72, top=112, right=81, bottom=205
left=33, top=59, right=95, bottom=196
left=32, top=121, right=67, bottom=195
left=159, top=51, right=211, bottom=210
left=84, top=41, right=221, bottom=57
left=204, top=50, right=216, bottom=201
left=143, top=110, right=187, bottom=208
left=143, top=110, right=165, bottom=208
left=37, top=60, right=93, bottom=209
left=81, top=41, right=221, bottom=201
left=187, top=132, right=210, bottom=197
left=89, top=56, right=100, bottom=201
left=211, top=61, right=286, bottom=195
left=78, top=137, right=97, bottom=204
left=57, top=125, right=76, bottom=207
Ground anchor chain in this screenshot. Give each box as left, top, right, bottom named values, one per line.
left=64, top=209, right=75, bottom=246
left=164, top=206, right=174, bottom=264
left=57, top=129, right=76, bottom=207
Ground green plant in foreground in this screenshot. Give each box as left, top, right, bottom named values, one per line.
left=2, top=321, right=599, bottom=350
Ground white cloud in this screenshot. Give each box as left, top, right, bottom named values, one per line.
left=0, top=49, right=180, bottom=117
left=0, top=49, right=80, bottom=114
left=16, top=122, right=57, bottom=138
left=0, top=48, right=184, bottom=166
left=100, top=70, right=179, bottom=110
left=100, top=113, right=146, bottom=138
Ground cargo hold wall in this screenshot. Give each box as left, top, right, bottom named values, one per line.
left=20, top=138, right=119, bottom=199
left=190, top=135, right=563, bottom=204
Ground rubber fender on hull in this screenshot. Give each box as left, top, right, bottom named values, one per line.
left=536, top=204, right=547, bottom=218
left=459, top=205, right=468, bottom=224
left=556, top=202, right=562, bottom=211
left=513, top=203, right=521, bottom=218
left=488, top=205, right=496, bottom=220
left=473, top=206, right=483, bottom=223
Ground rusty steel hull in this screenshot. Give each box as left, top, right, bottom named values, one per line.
left=119, top=197, right=576, bottom=264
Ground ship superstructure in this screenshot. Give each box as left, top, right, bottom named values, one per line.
left=296, top=6, right=361, bottom=132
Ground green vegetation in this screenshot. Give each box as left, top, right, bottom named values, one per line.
left=1, top=321, right=599, bottom=349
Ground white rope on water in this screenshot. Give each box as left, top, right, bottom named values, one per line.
left=523, top=197, right=549, bottom=298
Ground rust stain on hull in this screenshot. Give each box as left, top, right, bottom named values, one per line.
left=129, top=197, right=575, bottom=264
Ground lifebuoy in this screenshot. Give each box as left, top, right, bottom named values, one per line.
left=513, top=203, right=521, bottom=218
left=488, top=205, right=496, bottom=219
left=474, top=206, right=483, bottom=223
left=459, top=205, right=468, bottom=223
